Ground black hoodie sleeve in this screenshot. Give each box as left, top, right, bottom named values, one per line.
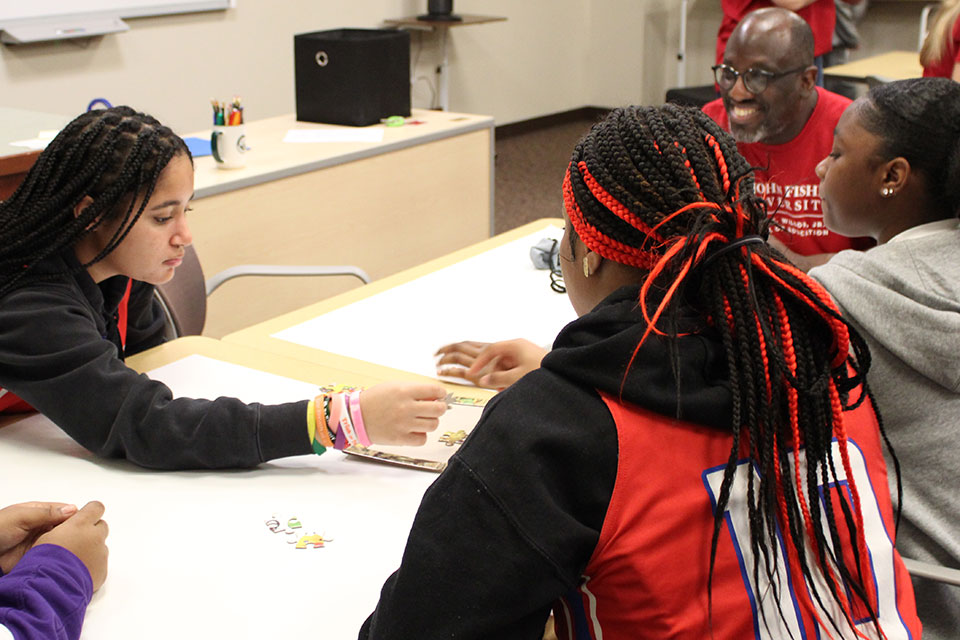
left=360, top=370, right=618, bottom=640
left=0, top=282, right=311, bottom=469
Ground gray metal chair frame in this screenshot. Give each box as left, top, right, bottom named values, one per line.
left=154, top=244, right=370, bottom=337
left=902, top=557, right=960, bottom=588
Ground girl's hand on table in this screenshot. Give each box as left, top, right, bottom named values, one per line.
left=436, top=339, right=547, bottom=389
left=36, top=501, right=109, bottom=591
left=0, top=501, right=78, bottom=574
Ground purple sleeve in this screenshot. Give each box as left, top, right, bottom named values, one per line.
left=0, top=545, right=93, bottom=640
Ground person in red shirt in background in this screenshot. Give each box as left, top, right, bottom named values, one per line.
left=920, top=0, right=960, bottom=80
left=703, top=7, right=873, bottom=271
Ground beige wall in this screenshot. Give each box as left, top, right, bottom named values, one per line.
left=0, top=0, right=929, bottom=134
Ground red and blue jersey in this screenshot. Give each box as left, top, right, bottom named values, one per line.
left=553, top=391, right=921, bottom=640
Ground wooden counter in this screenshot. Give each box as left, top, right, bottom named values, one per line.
left=187, top=109, right=495, bottom=336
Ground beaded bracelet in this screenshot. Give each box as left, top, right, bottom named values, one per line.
left=322, top=394, right=337, bottom=446
left=348, top=390, right=372, bottom=448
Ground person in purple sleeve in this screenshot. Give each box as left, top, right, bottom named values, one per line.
left=0, top=501, right=109, bottom=640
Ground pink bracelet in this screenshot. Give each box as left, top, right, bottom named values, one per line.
left=328, top=393, right=343, bottom=435
left=338, top=393, right=359, bottom=447
left=348, top=390, right=372, bottom=448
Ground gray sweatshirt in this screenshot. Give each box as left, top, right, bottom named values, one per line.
left=810, top=221, right=960, bottom=640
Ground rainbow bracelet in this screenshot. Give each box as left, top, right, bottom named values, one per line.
left=322, top=394, right=337, bottom=446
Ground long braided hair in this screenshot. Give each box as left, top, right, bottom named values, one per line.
left=0, top=106, right=190, bottom=297
left=564, top=105, right=890, bottom=638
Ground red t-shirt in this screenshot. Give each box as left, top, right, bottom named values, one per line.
left=923, top=14, right=960, bottom=78
left=553, top=390, right=921, bottom=639
left=703, top=87, right=873, bottom=256
left=717, top=0, right=836, bottom=64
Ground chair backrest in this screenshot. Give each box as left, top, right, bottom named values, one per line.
left=665, top=85, right=717, bottom=109
left=154, top=244, right=207, bottom=337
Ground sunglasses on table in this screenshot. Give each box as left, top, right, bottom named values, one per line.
left=711, top=63, right=808, bottom=94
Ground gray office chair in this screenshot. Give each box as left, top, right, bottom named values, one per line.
left=154, top=244, right=370, bottom=337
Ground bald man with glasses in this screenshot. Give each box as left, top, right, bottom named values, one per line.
left=704, top=7, right=873, bottom=270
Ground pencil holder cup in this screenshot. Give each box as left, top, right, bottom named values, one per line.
left=210, top=124, right=248, bottom=169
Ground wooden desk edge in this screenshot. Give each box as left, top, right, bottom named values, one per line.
left=127, top=336, right=492, bottom=397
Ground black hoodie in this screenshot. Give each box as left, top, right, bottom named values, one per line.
left=0, top=252, right=311, bottom=469
left=360, top=286, right=733, bottom=639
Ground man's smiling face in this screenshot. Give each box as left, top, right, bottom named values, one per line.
left=720, top=22, right=814, bottom=145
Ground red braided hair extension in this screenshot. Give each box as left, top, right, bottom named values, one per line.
left=705, top=133, right=732, bottom=195
left=649, top=200, right=725, bottom=235
left=771, top=289, right=883, bottom=640
left=673, top=141, right=704, bottom=196
left=770, top=289, right=845, bottom=637
left=826, top=376, right=884, bottom=640
left=563, top=167, right=659, bottom=270
left=616, top=230, right=727, bottom=398
left=751, top=255, right=849, bottom=369
left=739, top=263, right=773, bottom=403
left=574, top=161, right=666, bottom=244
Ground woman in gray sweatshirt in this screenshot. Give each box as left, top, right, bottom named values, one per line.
left=810, top=76, right=960, bottom=640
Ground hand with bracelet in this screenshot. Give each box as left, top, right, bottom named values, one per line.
left=308, top=381, right=448, bottom=452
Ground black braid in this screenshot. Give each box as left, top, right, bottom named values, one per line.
left=0, top=106, right=190, bottom=297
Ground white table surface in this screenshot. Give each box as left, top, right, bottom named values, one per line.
left=236, top=221, right=577, bottom=382
left=0, top=354, right=438, bottom=639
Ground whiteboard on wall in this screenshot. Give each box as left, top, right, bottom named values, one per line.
left=0, top=0, right=230, bottom=44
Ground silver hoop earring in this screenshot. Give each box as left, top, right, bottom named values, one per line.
left=881, top=187, right=894, bottom=197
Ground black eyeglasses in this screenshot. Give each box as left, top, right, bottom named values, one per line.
left=712, top=63, right=807, bottom=94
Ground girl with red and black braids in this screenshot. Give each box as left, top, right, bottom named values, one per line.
left=361, top=105, right=920, bottom=639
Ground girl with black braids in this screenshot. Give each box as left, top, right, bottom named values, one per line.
left=360, top=105, right=920, bottom=639
left=0, top=107, right=447, bottom=470
left=810, top=76, right=960, bottom=640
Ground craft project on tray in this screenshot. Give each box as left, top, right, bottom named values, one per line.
left=343, top=392, right=487, bottom=472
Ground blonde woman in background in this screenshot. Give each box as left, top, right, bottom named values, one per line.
left=920, top=0, right=960, bottom=79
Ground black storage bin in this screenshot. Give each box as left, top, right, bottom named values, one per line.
left=294, top=28, right=411, bottom=127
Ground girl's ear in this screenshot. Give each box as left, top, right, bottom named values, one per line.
left=73, top=196, right=94, bottom=220
left=584, top=250, right=603, bottom=276
left=881, top=157, right=911, bottom=195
